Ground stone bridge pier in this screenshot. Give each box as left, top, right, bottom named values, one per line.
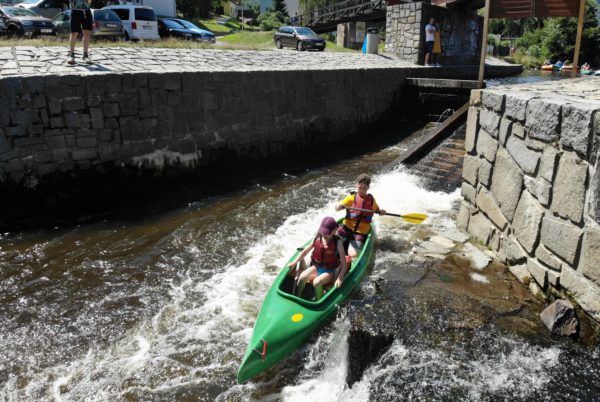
left=458, top=79, right=600, bottom=324
left=385, top=2, right=482, bottom=65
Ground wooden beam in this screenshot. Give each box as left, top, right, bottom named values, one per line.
left=572, top=0, right=585, bottom=78
left=384, top=102, right=470, bottom=167
left=478, top=0, right=491, bottom=88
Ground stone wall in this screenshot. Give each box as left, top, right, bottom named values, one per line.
left=0, top=69, right=407, bottom=192
left=457, top=79, right=600, bottom=322
left=385, top=2, right=482, bottom=65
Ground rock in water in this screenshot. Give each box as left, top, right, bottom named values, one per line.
left=540, top=299, right=579, bottom=336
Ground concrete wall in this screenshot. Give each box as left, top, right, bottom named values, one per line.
left=457, top=79, right=600, bottom=322
left=385, top=2, right=482, bottom=65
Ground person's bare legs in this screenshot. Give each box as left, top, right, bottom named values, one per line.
left=82, top=29, right=90, bottom=55
left=69, top=32, right=78, bottom=54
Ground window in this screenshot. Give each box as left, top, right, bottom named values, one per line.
left=134, top=8, right=155, bottom=21
left=112, top=8, right=129, bottom=20
left=93, top=9, right=120, bottom=21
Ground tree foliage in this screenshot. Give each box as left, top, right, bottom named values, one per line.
left=273, top=0, right=288, bottom=16
left=177, top=0, right=211, bottom=19
left=505, top=0, right=600, bottom=66
left=257, top=10, right=288, bottom=30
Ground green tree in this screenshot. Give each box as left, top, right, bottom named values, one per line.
left=177, top=0, right=211, bottom=19
left=273, top=0, right=288, bottom=16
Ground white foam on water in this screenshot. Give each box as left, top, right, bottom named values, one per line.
left=345, top=336, right=562, bottom=401
left=279, top=317, right=351, bottom=402
left=2, top=166, right=464, bottom=401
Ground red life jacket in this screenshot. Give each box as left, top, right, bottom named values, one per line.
left=311, top=236, right=340, bottom=269
left=345, top=192, right=375, bottom=231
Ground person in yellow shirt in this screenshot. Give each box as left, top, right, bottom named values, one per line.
left=335, top=174, right=386, bottom=257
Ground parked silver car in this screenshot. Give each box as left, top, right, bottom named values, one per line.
left=53, top=8, right=125, bottom=40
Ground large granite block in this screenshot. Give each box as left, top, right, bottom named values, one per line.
left=506, top=135, right=540, bottom=175
left=476, top=187, right=508, bottom=230
left=476, top=129, right=498, bottom=162
left=560, top=102, right=599, bottom=158
left=462, top=154, right=479, bottom=186
left=465, top=107, right=478, bottom=154
left=540, top=216, right=582, bottom=265
left=482, top=91, right=504, bottom=113
left=551, top=152, right=588, bottom=224
left=505, top=92, right=535, bottom=122
left=479, top=109, right=500, bottom=138
left=468, top=212, right=493, bottom=245
left=526, top=98, right=562, bottom=142
left=512, top=190, right=544, bottom=253
left=561, top=267, right=600, bottom=322
left=580, top=226, right=600, bottom=286
left=490, top=148, right=523, bottom=222
left=527, top=258, right=548, bottom=289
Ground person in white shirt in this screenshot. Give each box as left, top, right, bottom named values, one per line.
left=424, top=18, right=436, bottom=66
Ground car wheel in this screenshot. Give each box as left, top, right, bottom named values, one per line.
left=7, top=27, right=22, bottom=39
left=275, top=38, right=282, bottom=49
left=296, top=41, right=304, bottom=51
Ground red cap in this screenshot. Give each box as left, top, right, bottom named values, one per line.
left=318, top=216, right=338, bottom=236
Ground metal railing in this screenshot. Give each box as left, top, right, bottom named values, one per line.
left=296, top=0, right=388, bottom=28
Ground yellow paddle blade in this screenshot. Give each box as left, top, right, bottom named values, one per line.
left=400, top=213, right=428, bottom=224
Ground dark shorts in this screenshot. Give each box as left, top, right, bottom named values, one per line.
left=336, top=225, right=366, bottom=251
left=425, top=41, right=434, bottom=54
left=70, top=9, right=93, bottom=33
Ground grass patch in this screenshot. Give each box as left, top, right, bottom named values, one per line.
left=0, top=37, right=215, bottom=49
left=0, top=32, right=358, bottom=52
left=218, top=31, right=357, bottom=52
left=193, top=15, right=258, bottom=35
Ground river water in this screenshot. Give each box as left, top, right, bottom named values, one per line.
left=1, top=73, right=598, bottom=401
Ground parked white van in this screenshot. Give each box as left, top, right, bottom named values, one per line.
left=103, top=4, right=159, bottom=41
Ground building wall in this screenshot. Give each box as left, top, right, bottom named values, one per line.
left=458, top=80, right=600, bottom=322
left=385, top=2, right=482, bottom=65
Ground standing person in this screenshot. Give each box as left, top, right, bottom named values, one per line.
left=335, top=174, right=386, bottom=258
left=67, top=0, right=93, bottom=65
left=432, top=21, right=442, bottom=66
left=424, top=17, right=436, bottom=67
left=291, top=12, right=299, bottom=26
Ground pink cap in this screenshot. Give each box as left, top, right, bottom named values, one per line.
left=318, top=216, right=338, bottom=236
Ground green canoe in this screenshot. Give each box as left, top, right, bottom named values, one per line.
left=237, top=223, right=376, bottom=383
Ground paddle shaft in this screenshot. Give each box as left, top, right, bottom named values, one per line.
left=345, top=207, right=422, bottom=220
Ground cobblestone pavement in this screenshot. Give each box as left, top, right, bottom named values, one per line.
left=0, top=46, right=417, bottom=76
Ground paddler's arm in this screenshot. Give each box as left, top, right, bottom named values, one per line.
left=335, top=194, right=354, bottom=212
left=373, top=199, right=386, bottom=216
left=334, top=240, right=348, bottom=288
left=288, top=243, right=314, bottom=270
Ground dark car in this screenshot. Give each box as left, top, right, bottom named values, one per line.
left=274, top=26, right=325, bottom=51
left=0, top=12, right=6, bottom=35
left=157, top=18, right=215, bottom=43
left=0, top=6, right=55, bottom=38
left=53, top=9, right=125, bottom=40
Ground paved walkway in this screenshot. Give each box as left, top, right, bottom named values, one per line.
left=0, top=46, right=417, bottom=76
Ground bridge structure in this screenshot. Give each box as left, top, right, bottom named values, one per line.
left=297, top=0, right=483, bottom=34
